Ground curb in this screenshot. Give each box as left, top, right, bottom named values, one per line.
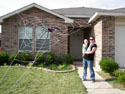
left=0, top=65, right=76, bottom=73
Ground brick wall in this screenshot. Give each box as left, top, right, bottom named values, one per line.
left=1, top=7, right=68, bottom=56
left=92, top=19, right=103, bottom=70
left=102, top=16, right=115, bottom=60
left=92, top=16, right=115, bottom=70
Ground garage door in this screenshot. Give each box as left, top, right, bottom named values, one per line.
left=115, top=25, right=125, bottom=68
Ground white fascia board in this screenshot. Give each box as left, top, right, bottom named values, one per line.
left=0, top=3, right=74, bottom=23
left=88, top=12, right=125, bottom=23
left=88, top=12, right=99, bottom=23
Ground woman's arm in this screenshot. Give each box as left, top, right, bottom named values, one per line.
left=85, top=47, right=97, bottom=54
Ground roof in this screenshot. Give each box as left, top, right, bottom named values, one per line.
left=101, top=8, right=125, bottom=13
left=52, top=7, right=106, bottom=18
left=0, top=3, right=73, bottom=23
left=89, top=12, right=125, bottom=23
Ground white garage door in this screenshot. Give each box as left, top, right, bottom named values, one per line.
left=115, top=25, right=125, bottom=68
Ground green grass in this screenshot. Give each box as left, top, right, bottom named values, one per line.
left=98, top=71, right=125, bottom=90
left=0, top=67, right=87, bottom=94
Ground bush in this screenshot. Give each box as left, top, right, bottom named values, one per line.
left=39, top=63, right=44, bottom=67
left=58, top=64, right=65, bottom=70
left=115, top=70, right=125, bottom=84
left=99, top=58, right=119, bottom=74
left=65, top=54, right=73, bottom=64
left=0, top=52, right=9, bottom=65
left=27, top=62, right=33, bottom=66
left=18, top=52, right=33, bottom=65
left=56, top=56, right=63, bottom=65
left=115, top=70, right=123, bottom=78
left=4, top=63, right=7, bottom=66
left=9, top=53, right=20, bottom=65
left=19, top=52, right=33, bottom=61
left=35, top=53, right=44, bottom=65
left=58, top=64, right=72, bottom=70
left=118, top=74, right=125, bottom=84
left=48, top=64, right=57, bottom=70
left=45, top=53, right=55, bottom=65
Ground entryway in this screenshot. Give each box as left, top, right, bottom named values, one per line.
left=68, top=27, right=91, bottom=60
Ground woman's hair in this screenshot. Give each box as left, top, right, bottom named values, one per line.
left=90, top=36, right=95, bottom=40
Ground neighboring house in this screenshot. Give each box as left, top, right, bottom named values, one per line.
left=0, top=3, right=125, bottom=70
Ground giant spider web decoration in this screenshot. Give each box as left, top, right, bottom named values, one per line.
left=0, top=12, right=96, bottom=94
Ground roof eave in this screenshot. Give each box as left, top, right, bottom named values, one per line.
left=88, top=12, right=125, bottom=23
left=0, top=3, right=74, bottom=24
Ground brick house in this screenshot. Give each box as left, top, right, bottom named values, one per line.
left=0, top=3, right=125, bottom=70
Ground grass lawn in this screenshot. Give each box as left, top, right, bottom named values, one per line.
left=98, top=71, right=125, bottom=90
left=0, top=67, right=87, bottom=94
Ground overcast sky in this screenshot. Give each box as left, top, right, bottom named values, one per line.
left=0, top=0, right=125, bottom=16
left=0, top=0, right=125, bottom=32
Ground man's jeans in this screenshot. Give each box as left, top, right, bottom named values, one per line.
left=83, top=58, right=95, bottom=81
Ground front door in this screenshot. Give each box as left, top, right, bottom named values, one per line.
left=69, top=30, right=83, bottom=60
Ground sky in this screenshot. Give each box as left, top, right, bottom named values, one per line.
left=0, top=0, right=125, bottom=32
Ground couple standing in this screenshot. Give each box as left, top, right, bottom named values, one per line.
left=82, top=36, right=97, bottom=83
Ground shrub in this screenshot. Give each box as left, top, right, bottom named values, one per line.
left=35, top=53, right=44, bottom=65
left=56, top=56, right=63, bottom=65
left=58, top=64, right=65, bottom=70
left=14, top=64, right=18, bottom=66
left=58, top=64, right=72, bottom=70
left=118, top=73, right=125, bottom=85
left=118, top=73, right=125, bottom=84
left=39, top=63, right=44, bottom=67
left=99, top=58, right=119, bottom=74
left=48, top=64, right=57, bottom=70
left=45, top=53, right=55, bottom=65
left=65, top=54, right=73, bottom=64
left=27, top=62, right=33, bottom=66
left=4, top=63, right=7, bottom=66
left=0, top=52, right=9, bottom=65
left=115, top=70, right=125, bottom=84
left=9, top=53, right=20, bottom=65
left=19, top=52, right=33, bottom=61
left=115, top=70, right=123, bottom=78
left=19, top=52, right=33, bottom=65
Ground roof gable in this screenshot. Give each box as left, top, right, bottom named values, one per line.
left=0, top=3, right=73, bottom=23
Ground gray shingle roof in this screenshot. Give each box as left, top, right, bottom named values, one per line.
left=103, top=8, right=125, bottom=13
left=52, top=7, right=125, bottom=18
left=52, top=7, right=107, bottom=17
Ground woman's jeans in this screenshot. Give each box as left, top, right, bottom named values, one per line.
left=83, top=58, right=95, bottom=81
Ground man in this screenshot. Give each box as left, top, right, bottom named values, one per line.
left=82, top=36, right=97, bottom=83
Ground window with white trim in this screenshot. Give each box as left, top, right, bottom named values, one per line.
left=36, top=27, right=50, bottom=51
left=18, top=27, right=33, bottom=51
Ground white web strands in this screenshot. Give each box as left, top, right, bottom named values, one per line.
left=0, top=12, right=91, bottom=94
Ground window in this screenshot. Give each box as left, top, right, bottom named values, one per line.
left=18, top=27, right=33, bottom=51
left=36, top=27, right=50, bottom=51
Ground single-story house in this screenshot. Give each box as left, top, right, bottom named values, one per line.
left=0, top=3, right=125, bottom=70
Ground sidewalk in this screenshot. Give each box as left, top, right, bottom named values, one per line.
left=75, top=64, right=125, bottom=94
